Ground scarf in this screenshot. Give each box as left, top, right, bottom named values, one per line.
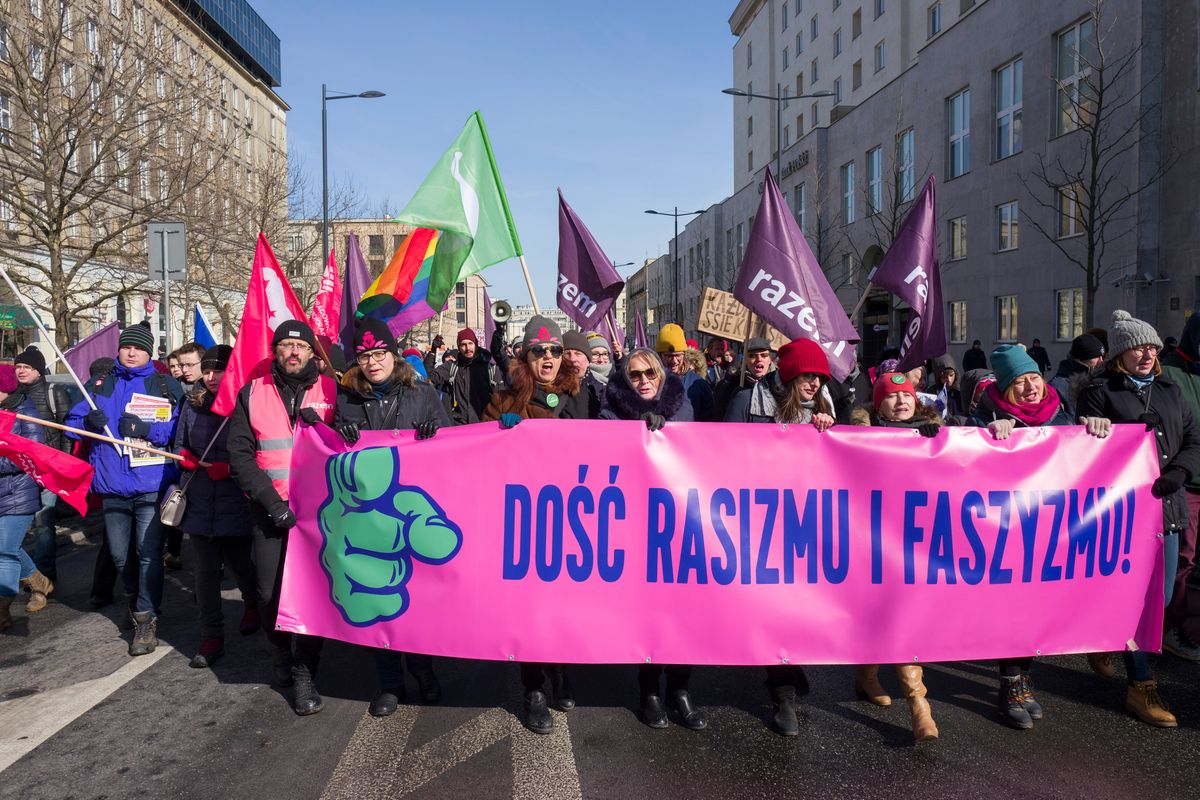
left=1128, top=373, right=1155, bottom=390
left=271, top=360, right=318, bottom=396
left=777, top=398, right=815, bottom=425
left=985, top=382, right=1061, bottom=426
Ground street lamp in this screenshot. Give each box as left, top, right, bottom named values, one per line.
left=723, top=86, right=834, bottom=180
left=645, top=208, right=705, bottom=323
left=322, top=85, right=386, bottom=264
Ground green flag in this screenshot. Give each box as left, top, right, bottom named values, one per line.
left=394, top=111, right=523, bottom=310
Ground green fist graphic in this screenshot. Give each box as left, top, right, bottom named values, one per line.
left=317, top=447, right=462, bottom=626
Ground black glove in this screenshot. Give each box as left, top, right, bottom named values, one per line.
left=1152, top=467, right=1188, bottom=498
left=414, top=420, right=439, bottom=441
left=299, top=408, right=322, bottom=426
left=118, top=412, right=152, bottom=439
left=917, top=423, right=941, bottom=438
left=640, top=412, right=666, bottom=432
left=84, top=408, right=108, bottom=431
left=268, top=502, right=297, bottom=531
left=1138, top=412, right=1161, bottom=431
left=432, top=334, right=445, bottom=349
left=336, top=421, right=361, bottom=445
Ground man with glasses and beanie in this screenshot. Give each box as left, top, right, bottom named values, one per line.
left=228, top=320, right=337, bottom=715
left=656, top=323, right=714, bottom=421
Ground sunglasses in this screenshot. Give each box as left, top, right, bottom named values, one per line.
left=528, top=345, right=563, bottom=358
left=628, top=368, right=658, bottom=381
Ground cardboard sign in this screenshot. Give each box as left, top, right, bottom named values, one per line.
left=696, top=287, right=789, bottom=349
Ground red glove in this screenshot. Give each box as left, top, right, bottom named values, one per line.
left=205, top=461, right=231, bottom=481
left=178, top=449, right=200, bottom=471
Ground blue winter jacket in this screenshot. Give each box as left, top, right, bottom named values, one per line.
left=64, top=361, right=182, bottom=497
left=0, top=394, right=46, bottom=516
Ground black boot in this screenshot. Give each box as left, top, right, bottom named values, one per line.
left=641, top=693, right=668, bottom=729
left=413, top=669, right=441, bottom=704
left=998, top=676, right=1033, bottom=730
left=523, top=690, right=553, bottom=734
left=769, top=685, right=800, bottom=736
left=1019, top=672, right=1043, bottom=720
left=291, top=664, right=324, bottom=716
left=669, top=690, right=707, bottom=731
left=549, top=666, right=575, bottom=712
left=271, top=645, right=294, bottom=688
left=370, top=687, right=403, bottom=717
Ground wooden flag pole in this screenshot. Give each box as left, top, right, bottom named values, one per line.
left=849, top=282, right=875, bottom=322
left=13, top=413, right=206, bottom=465
left=518, top=254, right=541, bottom=314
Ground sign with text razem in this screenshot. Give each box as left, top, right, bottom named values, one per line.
left=277, top=420, right=1165, bottom=665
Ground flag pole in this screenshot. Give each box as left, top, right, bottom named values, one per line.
left=517, top=254, right=541, bottom=313
left=605, top=314, right=618, bottom=345
left=0, top=265, right=122, bottom=450
left=14, top=413, right=204, bottom=464
left=849, top=282, right=874, bottom=322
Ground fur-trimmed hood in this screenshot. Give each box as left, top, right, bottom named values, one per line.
left=850, top=402, right=942, bottom=428
left=600, top=367, right=690, bottom=421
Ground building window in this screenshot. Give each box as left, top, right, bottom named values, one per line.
left=796, top=72, right=804, bottom=95
left=30, top=0, right=42, bottom=19
left=834, top=77, right=842, bottom=103
left=30, top=44, right=44, bottom=80
left=840, top=253, right=855, bottom=286
left=875, top=0, right=886, bottom=18
left=132, top=4, right=143, bottom=34
left=747, top=41, right=752, bottom=68
left=783, top=2, right=789, bottom=29
left=811, top=101, right=819, bottom=127
left=840, top=161, right=855, bottom=224
left=795, top=183, right=806, bottom=231
left=948, top=300, right=967, bottom=343
left=796, top=112, right=805, bottom=136
left=833, top=29, right=842, bottom=57
left=996, top=295, right=1018, bottom=341
left=948, top=88, right=970, bottom=178
left=995, top=58, right=1022, bottom=159
left=110, top=0, right=121, bottom=17
left=811, top=58, right=819, bottom=83
left=796, top=31, right=804, bottom=55
left=1056, top=16, right=1097, bottom=135
left=782, top=47, right=789, bottom=69
left=996, top=201, right=1019, bottom=251
left=368, top=235, right=384, bottom=256
left=874, top=40, right=885, bottom=72
left=1057, top=183, right=1084, bottom=238
left=852, top=9, right=862, bottom=39
left=783, top=124, right=790, bottom=148
left=897, top=128, right=915, bottom=202
left=811, top=14, right=818, bottom=42
left=455, top=296, right=466, bottom=309
left=928, top=3, right=942, bottom=38
left=736, top=222, right=745, bottom=266
left=960, top=0, right=975, bottom=11
left=1056, top=288, right=1084, bottom=341
left=747, top=116, right=753, bottom=137
left=851, top=60, right=864, bottom=90
left=747, top=149, right=754, bottom=173
left=949, top=216, right=967, bottom=260
left=796, top=0, right=802, bottom=15
left=866, top=146, right=882, bottom=214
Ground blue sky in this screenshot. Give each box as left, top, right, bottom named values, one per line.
left=254, top=0, right=735, bottom=304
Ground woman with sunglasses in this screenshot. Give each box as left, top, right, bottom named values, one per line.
left=484, top=315, right=591, bottom=735
left=328, top=318, right=452, bottom=718
left=1077, top=311, right=1200, bottom=727
left=598, top=348, right=705, bottom=731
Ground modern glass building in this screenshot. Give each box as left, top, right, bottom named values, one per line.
left=173, top=0, right=281, bottom=87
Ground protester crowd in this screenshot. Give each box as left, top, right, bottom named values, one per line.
left=1, top=305, right=1198, bottom=744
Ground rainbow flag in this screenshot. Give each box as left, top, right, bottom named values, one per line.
left=357, top=228, right=447, bottom=336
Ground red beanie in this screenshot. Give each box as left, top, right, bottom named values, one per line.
left=872, top=372, right=916, bottom=409
left=777, top=338, right=830, bottom=384
left=456, top=327, right=478, bottom=346
left=401, top=348, right=422, bottom=359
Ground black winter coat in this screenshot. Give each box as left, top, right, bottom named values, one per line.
left=172, top=392, right=250, bottom=537
left=429, top=351, right=500, bottom=425
left=334, top=379, right=452, bottom=432
left=599, top=369, right=694, bottom=422
left=1077, top=371, right=1200, bottom=532
left=15, top=379, right=72, bottom=452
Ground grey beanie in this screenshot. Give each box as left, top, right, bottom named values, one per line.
left=1108, top=309, right=1162, bottom=357
left=521, top=315, right=563, bottom=349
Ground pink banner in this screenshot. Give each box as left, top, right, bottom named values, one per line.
left=277, top=421, right=1165, bottom=666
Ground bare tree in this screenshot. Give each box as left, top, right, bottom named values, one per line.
left=0, top=3, right=232, bottom=350
left=1020, top=0, right=1173, bottom=327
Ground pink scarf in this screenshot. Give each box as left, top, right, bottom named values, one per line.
left=985, top=383, right=1062, bottom=426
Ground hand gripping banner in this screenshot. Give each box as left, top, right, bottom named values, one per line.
left=277, top=421, right=1165, bottom=666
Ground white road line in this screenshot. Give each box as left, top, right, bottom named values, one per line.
left=0, top=646, right=172, bottom=773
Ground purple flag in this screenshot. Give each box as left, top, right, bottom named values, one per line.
left=63, top=321, right=119, bottom=378
left=339, top=232, right=372, bottom=359
left=556, top=190, right=625, bottom=331
left=867, top=176, right=945, bottom=372
left=733, top=168, right=860, bottom=381
left=634, top=311, right=647, bottom=349
left=483, top=287, right=496, bottom=348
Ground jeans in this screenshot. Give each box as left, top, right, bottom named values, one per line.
left=0, top=514, right=35, bottom=596
left=192, top=534, right=259, bottom=638
left=1124, top=531, right=1180, bottom=682
left=101, top=493, right=165, bottom=616
left=30, top=489, right=58, bottom=577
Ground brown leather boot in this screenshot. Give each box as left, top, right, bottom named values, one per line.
left=0, top=595, right=13, bottom=632
left=1086, top=652, right=1115, bottom=680
left=854, top=665, right=892, bottom=706
left=1125, top=680, right=1177, bottom=727
left=23, top=570, right=53, bottom=613
left=896, top=665, right=938, bottom=742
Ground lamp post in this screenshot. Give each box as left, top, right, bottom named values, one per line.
left=722, top=86, right=834, bottom=180
left=645, top=208, right=704, bottom=323
left=322, top=85, right=385, bottom=264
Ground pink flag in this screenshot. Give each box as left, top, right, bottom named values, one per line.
left=0, top=411, right=93, bottom=515
left=308, top=250, right=342, bottom=341
left=212, top=233, right=309, bottom=416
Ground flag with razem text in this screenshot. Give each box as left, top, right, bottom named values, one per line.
left=868, top=175, right=945, bottom=372
left=733, top=167, right=859, bottom=381
left=556, top=189, right=625, bottom=331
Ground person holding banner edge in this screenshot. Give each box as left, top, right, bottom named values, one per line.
left=484, top=315, right=591, bottom=734
left=1076, top=310, right=1200, bottom=728
left=325, top=317, right=452, bottom=718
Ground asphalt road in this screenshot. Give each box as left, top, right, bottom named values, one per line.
left=3, top=534, right=1200, bottom=800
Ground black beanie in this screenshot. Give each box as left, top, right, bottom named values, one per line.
left=1068, top=333, right=1105, bottom=361
left=14, top=345, right=46, bottom=374
left=353, top=317, right=398, bottom=356
left=118, top=321, right=156, bottom=355
left=200, top=344, right=233, bottom=371
left=271, top=320, right=317, bottom=349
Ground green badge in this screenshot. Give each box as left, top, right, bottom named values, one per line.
left=890, top=374, right=906, bottom=384
left=546, top=393, right=560, bottom=409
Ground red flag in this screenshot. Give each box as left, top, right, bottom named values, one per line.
left=0, top=411, right=93, bottom=516
left=309, top=249, right=342, bottom=340
left=212, top=233, right=309, bottom=416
